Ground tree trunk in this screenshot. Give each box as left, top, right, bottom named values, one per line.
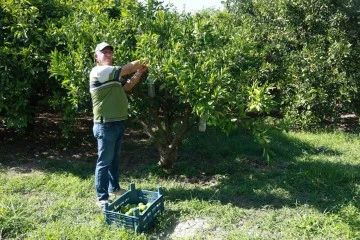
left=139, top=104, right=192, bottom=169
left=157, top=144, right=178, bottom=169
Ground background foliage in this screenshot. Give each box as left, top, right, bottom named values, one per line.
left=0, top=0, right=69, bottom=128
left=225, top=0, right=360, bottom=126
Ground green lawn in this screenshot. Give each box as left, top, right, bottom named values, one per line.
left=0, top=126, right=359, bottom=239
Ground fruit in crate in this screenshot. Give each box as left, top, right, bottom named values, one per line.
left=119, top=202, right=152, bottom=215
left=138, top=202, right=147, bottom=211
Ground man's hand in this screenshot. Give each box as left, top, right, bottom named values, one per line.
left=120, top=60, right=145, bottom=77
left=137, top=65, right=148, bottom=74
left=122, top=65, right=149, bottom=92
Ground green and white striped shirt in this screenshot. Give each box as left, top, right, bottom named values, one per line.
left=89, top=65, right=128, bottom=123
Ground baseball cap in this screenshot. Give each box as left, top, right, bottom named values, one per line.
left=94, top=42, right=114, bottom=52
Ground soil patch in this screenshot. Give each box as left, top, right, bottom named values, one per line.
left=159, top=218, right=225, bottom=240
left=0, top=111, right=158, bottom=171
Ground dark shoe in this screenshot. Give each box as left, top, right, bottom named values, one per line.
left=109, top=189, right=127, bottom=198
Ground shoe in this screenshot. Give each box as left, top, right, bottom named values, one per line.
left=96, top=200, right=112, bottom=209
left=109, top=189, right=127, bottom=197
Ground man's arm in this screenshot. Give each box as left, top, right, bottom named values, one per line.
left=122, top=66, right=148, bottom=92
left=120, top=60, right=143, bottom=77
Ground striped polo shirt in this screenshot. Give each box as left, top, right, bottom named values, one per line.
left=89, top=65, right=128, bottom=123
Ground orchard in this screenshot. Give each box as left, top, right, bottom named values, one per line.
left=1, top=0, right=359, bottom=168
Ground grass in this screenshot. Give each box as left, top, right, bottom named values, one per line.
left=0, top=126, right=359, bottom=239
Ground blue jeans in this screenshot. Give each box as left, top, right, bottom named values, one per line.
left=93, top=121, right=126, bottom=201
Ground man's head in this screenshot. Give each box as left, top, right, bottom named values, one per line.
left=94, top=42, right=114, bottom=66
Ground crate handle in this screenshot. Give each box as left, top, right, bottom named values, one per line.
left=157, top=186, right=163, bottom=195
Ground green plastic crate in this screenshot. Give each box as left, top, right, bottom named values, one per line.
left=104, top=183, right=164, bottom=233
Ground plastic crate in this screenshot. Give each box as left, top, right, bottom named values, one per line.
left=104, top=183, right=164, bottom=233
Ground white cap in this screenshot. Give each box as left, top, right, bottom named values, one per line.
left=94, top=42, right=113, bottom=52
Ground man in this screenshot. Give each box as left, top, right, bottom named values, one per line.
left=89, top=42, right=148, bottom=207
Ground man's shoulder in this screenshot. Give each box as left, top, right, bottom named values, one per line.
left=90, top=65, right=118, bottom=73
left=90, top=65, right=122, bottom=78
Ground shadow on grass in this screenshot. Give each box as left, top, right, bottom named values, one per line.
left=152, top=127, right=359, bottom=215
